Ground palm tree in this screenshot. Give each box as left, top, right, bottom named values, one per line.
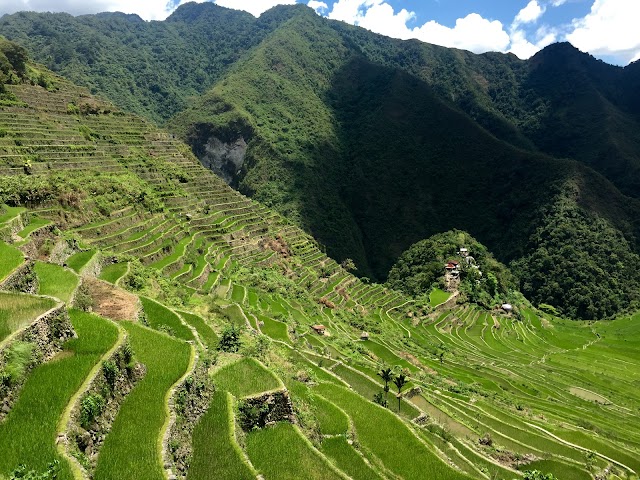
left=377, top=366, right=393, bottom=402
left=393, top=372, right=408, bottom=412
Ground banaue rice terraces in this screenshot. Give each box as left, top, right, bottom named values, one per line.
left=0, top=36, right=639, bottom=480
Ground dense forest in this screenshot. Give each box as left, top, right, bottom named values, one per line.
left=2, top=3, right=640, bottom=319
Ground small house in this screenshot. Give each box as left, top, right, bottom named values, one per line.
left=459, top=247, right=468, bottom=256
left=311, top=324, right=327, bottom=336
left=501, top=303, right=513, bottom=313
left=444, top=261, right=459, bottom=271
left=360, top=331, right=369, bottom=341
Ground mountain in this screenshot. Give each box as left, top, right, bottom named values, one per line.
left=2, top=41, right=640, bottom=480
left=2, top=4, right=640, bottom=319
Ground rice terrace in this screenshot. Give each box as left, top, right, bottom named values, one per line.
left=1, top=4, right=640, bottom=480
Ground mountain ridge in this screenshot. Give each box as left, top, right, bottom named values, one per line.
left=2, top=4, right=640, bottom=318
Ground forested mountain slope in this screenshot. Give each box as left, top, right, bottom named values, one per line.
left=2, top=43, right=640, bottom=480
left=3, top=4, right=640, bottom=318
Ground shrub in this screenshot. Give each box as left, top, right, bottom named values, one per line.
left=102, top=360, right=119, bottom=391
left=8, top=460, right=60, bottom=480
left=218, top=324, right=241, bottom=353
left=237, top=400, right=269, bottom=431
left=80, top=393, right=105, bottom=429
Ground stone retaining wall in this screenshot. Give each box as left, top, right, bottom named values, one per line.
left=0, top=260, right=39, bottom=294
left=0, top=304, right=73, bottom=420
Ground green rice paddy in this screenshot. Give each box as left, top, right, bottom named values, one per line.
left=0, top=310, right=118, bottom=478
left=65, top=250, right=96, bottom=273
left=99, top=262, right=128, bottom=284
left=187, top=390, right=255, bottom=480
left=94, top=322, right=191, bottom=480
left=0, top=241, right=23, bottom=282
left=0, top=292, right=56, bottom=342
left=34, top=262, right=78, bottom=303
left=214, top=358, right=281, bottom=398
left=140, top=296, right=194, bottom=341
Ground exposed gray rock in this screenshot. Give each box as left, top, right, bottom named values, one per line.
left=200, top=136, right=247, bottom=185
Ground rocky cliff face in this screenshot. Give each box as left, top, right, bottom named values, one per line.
left=199, top=136, right=248, bottom=185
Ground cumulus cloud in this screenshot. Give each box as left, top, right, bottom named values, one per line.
left=507, top=0, right=556, bottom=59
left=307, top=0, right=328, bottom=14
left=213, top=0, right=296, bottom=17
left=412, top=14, right=510, bottom=53
left=327, top=0, right=510, bottom=53
left=513, top=0, right=545, bottom=26
left=565, top=0, right=640, bottom=64
left=358, top=2, right=415, bottom=40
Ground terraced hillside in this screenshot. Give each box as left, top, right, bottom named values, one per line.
left=1, top=58, right=639, bottom=480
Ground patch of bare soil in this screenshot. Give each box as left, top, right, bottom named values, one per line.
left=83, top=278, right=140, bottom=321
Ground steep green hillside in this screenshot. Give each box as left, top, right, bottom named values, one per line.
left=1, top=43, right=640, bottom=480
left=0, top=4, right=277, bottom=122
left=3, top=4, right=640, bottom=318
left=172, top=27, right=640, bottom=318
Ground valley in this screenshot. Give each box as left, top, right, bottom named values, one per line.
left=0, top=7, right=639, bottom=480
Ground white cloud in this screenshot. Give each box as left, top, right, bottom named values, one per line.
left=412, top=14, right=510, bottom=53
left=326, top=1, right=510, bottom=53
left=514, top=0, right=545, bottom=25
left=214, top=0, right=296, bottom=17
left=358, top=2, right=415, bottom=40
left=508, top=29, right=539, bottom=59
left=550, top=0, right=567, bottom=6
left=565, top=0, right=640, bottom=64
left=630, top=51, right=640, bottom=64
left=307, top=0, right=328, bottom=14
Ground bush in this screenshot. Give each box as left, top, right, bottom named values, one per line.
left=9, top=460, right=60, bottom=480
left=217, top=324, right=241, bottom=353
left=80, top=393, right=105, bottom=429
left=237, top=399, right=269, bottom=431
left=102, top=360, right=119, bottom=391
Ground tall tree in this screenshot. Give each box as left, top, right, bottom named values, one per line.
left=377, top=366, right=393, bottom=402
left=393, top=372, right=408, bottom=413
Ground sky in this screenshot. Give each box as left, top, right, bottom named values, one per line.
left=0, top=0, right=638, bottom=66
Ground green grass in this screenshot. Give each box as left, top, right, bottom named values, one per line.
left=34, top=262, right=78, bottom=303
left=364, top=340, right=418, bottom=372
left=140, top=297, right=194, bottom=341
left=312, top=394, right=349, bottom=435
left=0, top=292, right=56, bottom=342
left=315, top=383, right=471, bottom=480
left=65, top=250, right=96, bottom=273
left=187, top=390, right=255, bottom=480
left=522, top=459, right=591, bottom=480
left=258, top=314, right=290, bottom=344
left=429, top=288, right=450, bottom=307
left=231, top=283, right=245, bottom=303
left=0, top=241, right=23, bottom=282
left=17, top=217, right=51, bottom=238
left=223, top=304, right=248, bottom=328
left=320, top=436, right=384, bottom=480
left=94, top=322, right=191, bottom=480
left=178, top=311, right=218, bottom=349
left=149, top=235, right=193, bottom=270
left=214, top=358, right=280, bottom=397
left=99, top=262, right=128, bottom=284
left=0, top=206, right=25, bottom=224
left=331, top=364, right=419, bottom=418
left=0, top=310, right=119, bottom=478
left=201, top=270, right=219, bottom=292
left=246, top=423, right=344, bottom=480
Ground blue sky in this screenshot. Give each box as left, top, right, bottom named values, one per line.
left=1, top=0, right=638, bottom=65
